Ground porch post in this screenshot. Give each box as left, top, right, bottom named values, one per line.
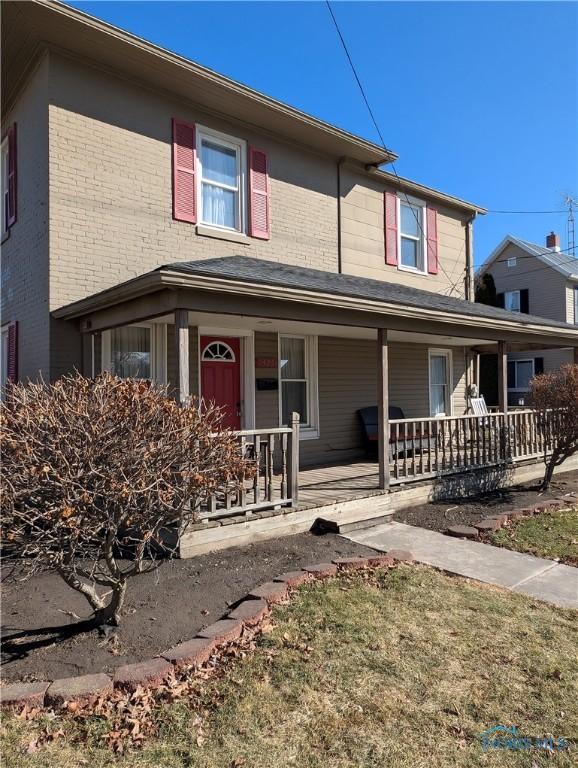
left=377, top=328, right=390, bottom=490
left=174, top=309, right=190, bottom=406
left=497, top=341, right=508, bottom=413
left=287, top=412, right=300, bottom=506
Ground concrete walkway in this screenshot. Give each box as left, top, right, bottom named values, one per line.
left=343, top=521, right=578, bottom=609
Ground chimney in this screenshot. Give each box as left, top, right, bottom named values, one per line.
left=546, top=231, right=560, bottom=252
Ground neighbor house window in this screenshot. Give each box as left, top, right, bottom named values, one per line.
left=399, top=200, right=425, bottom=272
left=504, top=290, right=521, bottom=312
left=507, top=359, right=534, bottom=391
left=197, top=126, right=245, bottom=232
left=507, top=257, right=517, bottom=268
left=574, top=287, right=578, bottom=325
left=429, top=350, right=452, bottom=416
left=101, top=324, right=166, bottom=383
left=279, top=335, right=319, bottom=439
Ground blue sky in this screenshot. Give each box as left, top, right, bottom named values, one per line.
left=69, top=1, right=577, bottom=267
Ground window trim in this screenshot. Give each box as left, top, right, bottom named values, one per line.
left=1, top=136, right=8, bottom=238
left=196, top=124, right=247, bottom=234
left=574, top=286, right=578, bottom=325
left=397, top=195, right=428, bottom=275
left=101, top=323, right=167, bottom=384
left=507, top=358, right=535, bottom=392
left=504, top=289, right=521, bottom=313
left=278, top=334, right=319, bottom=440
left=428, top=348, right=453, bottom=417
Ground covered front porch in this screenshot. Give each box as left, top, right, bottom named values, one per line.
left=54, top=256, right=578, bottom=549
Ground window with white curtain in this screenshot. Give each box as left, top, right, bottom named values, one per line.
left=101, top=324, right=166, bottom=383
left=197, top=127, right=245, bottom=232
left=505, top=290, right=520, bottom=312
left=279, top=335, right=319, bottom=438
left=110, top=327, right=151, bottom=379
left=429, top=350, right=452, bottom=416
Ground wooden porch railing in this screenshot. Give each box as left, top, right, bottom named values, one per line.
left=200, top=413, right=300, bottom=520
left=388, top=409, right=557, bottom=484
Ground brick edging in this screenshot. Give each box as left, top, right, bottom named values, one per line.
left=444, top=498, right=574, bottom=541
left=0, top=550, right=413, bottom=711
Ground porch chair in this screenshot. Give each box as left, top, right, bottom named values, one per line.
left=357, top=405, right=436, bottom=460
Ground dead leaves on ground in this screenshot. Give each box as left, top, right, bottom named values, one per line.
left=15, top=624, right=264, bottom=756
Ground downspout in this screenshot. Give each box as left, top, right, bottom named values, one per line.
left=465, top=212, right=476, bottom=301
left=337, top=157, right=346, bottom=273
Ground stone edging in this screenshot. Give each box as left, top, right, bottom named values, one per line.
left=444, top=497, right=576, bottom=541
left=0, top=549, right=414, bottom=711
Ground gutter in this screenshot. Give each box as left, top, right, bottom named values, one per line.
left=465, top=213, right=476, bottom=301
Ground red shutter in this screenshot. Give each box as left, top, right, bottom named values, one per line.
left=248, top=147, right=270, bottom=239
left=7, top=123, right=17, bottom=228
left=384, top=191, right=398, bottom=266
left=7, top=321, right=18, bottom=382
left=172, top=118, right=196, bottom=223
left=426, top=206, right=439, bottom=274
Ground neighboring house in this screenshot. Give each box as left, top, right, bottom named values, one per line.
left=477, top=233, right=578, bottom=406
left=3, top=1, right=578, bottom=552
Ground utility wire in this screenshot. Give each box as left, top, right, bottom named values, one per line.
left=325, top=1, right=459, bottom=293
left=486, top=209, right=573, bottom=214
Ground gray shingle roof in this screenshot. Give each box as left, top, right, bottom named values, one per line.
left=511, top=237, right=578, bottom=278
left=162, top=256, right=572, bottom=330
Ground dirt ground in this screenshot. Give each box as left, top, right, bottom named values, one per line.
left=392, top=468, right=578, bottom=531
left=3, top=469, right=577, bottom=686
left=1, top=533, right=376, bottom=684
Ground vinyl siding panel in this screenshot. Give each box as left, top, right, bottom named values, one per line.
left=166, top=325, right=199, bottom=398
left=487, top=243, right=568, bottom=322
left=255, top=332, right=279, bottom=429
left=340, top=165, right=470, bottom=298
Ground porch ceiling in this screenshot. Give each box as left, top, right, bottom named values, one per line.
left=53, top=256, right=578, bottom=349
left=144, top=310, right=489, bottom=347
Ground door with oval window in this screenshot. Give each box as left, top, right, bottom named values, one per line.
left=200, top=336, right=241, bottom=429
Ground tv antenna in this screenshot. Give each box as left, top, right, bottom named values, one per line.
left=564, top=195, right=576, bottom=258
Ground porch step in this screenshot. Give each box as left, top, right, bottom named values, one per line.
left=330, top=514, right=395, bottom=534
left=312, top=495, right=394, bottom=535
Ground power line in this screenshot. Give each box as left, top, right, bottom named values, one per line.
left=325, top=1, right=460, bottom=294
left=486, top=209, right=570, bottom=214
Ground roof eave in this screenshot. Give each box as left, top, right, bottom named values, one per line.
left=53, top=268, right=578, bottom=345
left=2, top=0, right=397, bottom=165
left=369, top=168, right=486, bottom=215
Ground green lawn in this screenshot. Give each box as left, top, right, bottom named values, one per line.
left=1, top=566, right=577, bottom=768
left=491, top=508, right=578, bottom=565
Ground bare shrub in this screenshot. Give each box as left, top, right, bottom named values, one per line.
left=530, top=363, right=578, bottom=489
left=1, top=372, right=253, bottom=625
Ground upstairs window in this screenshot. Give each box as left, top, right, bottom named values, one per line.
left=504, top=290, right=521, bottom=312
left=507, top=257, right=517, bottom=267
left=399, top=201, right=425, bottom=272
left=197, top=127, right=245, bottom=232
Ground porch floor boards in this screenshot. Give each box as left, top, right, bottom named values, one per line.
left=295, top=461, right=382, bottom=509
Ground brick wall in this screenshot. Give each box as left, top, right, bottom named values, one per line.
left=1, top=55, right=50, bottom=381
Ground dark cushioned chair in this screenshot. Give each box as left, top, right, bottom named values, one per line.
left=357, top=405, right=436, bottom=459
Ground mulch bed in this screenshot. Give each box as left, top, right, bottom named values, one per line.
left=392, top=468, right=578, bottom=532
left=0, top=533, right=376, bottom=684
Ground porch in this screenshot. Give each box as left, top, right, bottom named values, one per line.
left=53, top=255, right=578, bottom=552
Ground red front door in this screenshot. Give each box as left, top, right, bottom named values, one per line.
left=200, top=336, right=241, bottom=430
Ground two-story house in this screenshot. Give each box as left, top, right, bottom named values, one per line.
left=3, top=1, right=578, bottom=554
left=477, top=232, right=578, bottom=406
